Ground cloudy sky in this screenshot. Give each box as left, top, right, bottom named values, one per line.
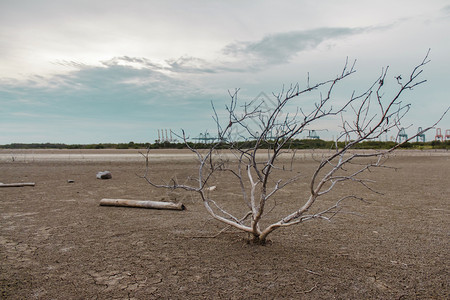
left=1, top=0, right=449, bottom=144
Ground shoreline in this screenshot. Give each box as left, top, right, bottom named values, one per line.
left=1, top=148, right=448, bottom=162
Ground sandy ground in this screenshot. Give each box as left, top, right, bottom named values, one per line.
left=0, top=149, right=449, bottom=299
left=1, top=148, right=448, bottom=163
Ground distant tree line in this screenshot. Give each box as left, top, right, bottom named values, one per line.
left=1, top=139, right=449, bottom=150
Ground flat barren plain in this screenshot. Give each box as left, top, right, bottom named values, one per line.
left=1, top=149, right=449, bottom=299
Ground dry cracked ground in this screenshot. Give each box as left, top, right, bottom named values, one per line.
left=0, top=149, right=449, bottom=299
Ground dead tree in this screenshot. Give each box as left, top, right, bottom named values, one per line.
left=142, top=50, right=447, bottom=244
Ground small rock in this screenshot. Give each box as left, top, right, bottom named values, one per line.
left=67, top=180, right=75, bottom=183
left=96, top=171, right=112, bottom=179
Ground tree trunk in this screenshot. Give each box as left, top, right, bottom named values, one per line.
left=250, top=235, right=267, bottom=245
left=99, top=199, right=185, bottom=210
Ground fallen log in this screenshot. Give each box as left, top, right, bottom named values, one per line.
left=99, top=198, right=185, bottom=211
left=0, top=182, right=35, bottom=188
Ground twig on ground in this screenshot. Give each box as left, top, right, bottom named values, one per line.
left=304, top=269, right=322, bottom=276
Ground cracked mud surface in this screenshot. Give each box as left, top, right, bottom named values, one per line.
left=1, top=150, right=449, bottom=299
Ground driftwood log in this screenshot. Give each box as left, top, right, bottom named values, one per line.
left=0, top=182, right=35, bottom=188
left=99, top=198, right=185, bottom=211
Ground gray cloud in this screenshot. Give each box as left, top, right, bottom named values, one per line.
left=441, top=5, right=450, bottom=17
left=165, top=56, right=252, bottom=74
left=101, top=56, right=164, bottom=70
left=222, top=27, right=368, bottom=66
left=165, top=56, right=218, bottom=74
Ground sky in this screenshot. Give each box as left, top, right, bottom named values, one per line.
left=1, top=0, right=449, bottom=144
